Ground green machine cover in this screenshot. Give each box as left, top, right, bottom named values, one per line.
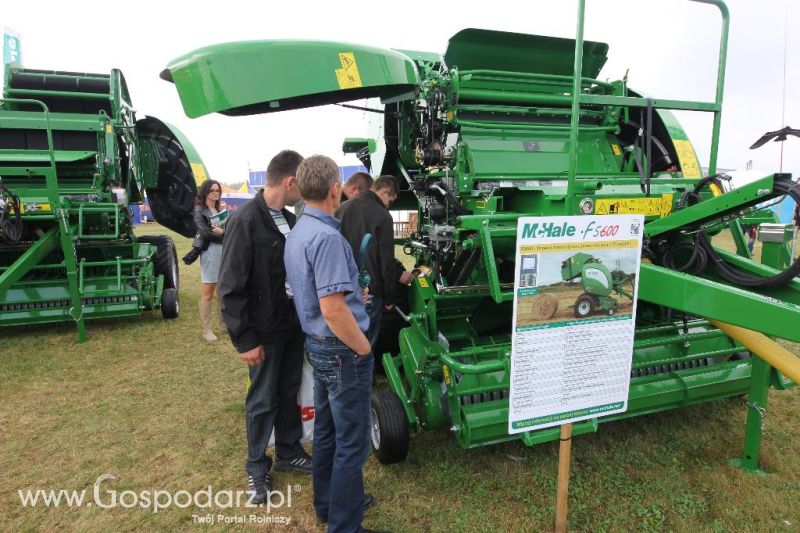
left=162, top=40, right=420, bottom=118
left=444, top=28, right=609, bottom=77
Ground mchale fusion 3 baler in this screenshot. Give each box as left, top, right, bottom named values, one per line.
left=560, top=252, right=634, bottom=318
left=162, top=0, right=800, bottom=472
left=0, top=65, right=204, bottom=341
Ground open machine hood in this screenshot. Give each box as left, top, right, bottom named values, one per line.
left=161, top=40, right=420, bottom=118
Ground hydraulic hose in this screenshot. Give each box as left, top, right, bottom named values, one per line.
left=453, top=247, right=482, bottom=286
left=446, top=249, right=469, bottom=285
left=662, top=235, right=708, bottom=273
left=0, top=188, right=23, bottom=243
left=429, top=182, right=472, bottom=217
left=675, top=177, right=800, bottom=288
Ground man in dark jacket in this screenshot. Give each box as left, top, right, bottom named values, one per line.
left=219, top=150, right=311, bottom=505
left=337, top=175, right=412, bottom=351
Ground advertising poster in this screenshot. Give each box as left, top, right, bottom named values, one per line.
left=509, top=215, right=644, bottom=434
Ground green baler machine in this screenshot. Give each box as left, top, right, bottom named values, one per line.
left=560, top=252, right=633, bottom=318
left=163, top=0, right=800, bottom=469
left=0, top=66, right=205, bottom=341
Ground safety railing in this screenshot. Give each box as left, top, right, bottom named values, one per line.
left=0, top=98, right=59, bottom=207
left=566, top=0, right=730, bottom=208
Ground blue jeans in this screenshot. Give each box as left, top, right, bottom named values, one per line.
left=306, top=336, right=373, bottom=533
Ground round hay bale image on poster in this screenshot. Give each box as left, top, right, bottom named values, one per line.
left=531, top=293, right=559, bottom=320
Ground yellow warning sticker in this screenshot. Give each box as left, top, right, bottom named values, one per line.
left=418, top=277, right=429, bottom=288
left=595, top=194, right=673, bottom=217
left=335, top=52, right=363, bottom=90
left=673, top=139, right=702, bottom=179
left=190, top=163, right=208, bottom=187
left=20, top=202, right=51, bottom=214
left=611, top=144, right=622, bottom=156
left=442, top=365, right=451, bottom=385
left=661, top=193, right=673, bottom=214
left=105, top=124, right=113, bottom=134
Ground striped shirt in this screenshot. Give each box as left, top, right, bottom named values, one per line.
left=270, top=208, right=293, bottom=298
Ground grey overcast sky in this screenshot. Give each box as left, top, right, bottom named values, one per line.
left=3, top=0, right=798, bottom=183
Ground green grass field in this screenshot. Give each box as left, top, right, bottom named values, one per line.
left=1, top=223, right=799, bottom=532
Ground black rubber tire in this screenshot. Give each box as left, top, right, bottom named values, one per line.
left=139, top=235, right=179, bottom=291
left=161, top=288, right=179, bottom=319
left=138, top=117, right=198, bottom=238
left=575, top=294, right=594, bottom=318
left=370, top=390, right=410, bottom=464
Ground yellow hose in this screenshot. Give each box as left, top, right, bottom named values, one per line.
left=710, top=320, right=800, bottom=383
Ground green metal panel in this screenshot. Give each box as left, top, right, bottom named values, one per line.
left=342, top=137, right=376, bottom=154
left=639, top=263, right=800, bottom=342
left=444, top=29, right=608, bottom=78
left=0, top=151, right=95, bottom=163
left=162, top=40, right=419, bottom=118
left=457, top=130, right=620, bottom=183
left=0, top=110, right=104, bottom=131
left=644, top=175, right=780, bottom=237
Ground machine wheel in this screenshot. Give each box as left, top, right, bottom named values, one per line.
left=161, top=288, right=180, bottom=319
left=139, top=235, right=180, bottom=290
left=574, top=294, right=594, bottom=318
left=370, top=390, right=410, bottom=464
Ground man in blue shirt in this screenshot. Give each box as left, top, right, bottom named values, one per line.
left=285, top=155, right=377, bottom=533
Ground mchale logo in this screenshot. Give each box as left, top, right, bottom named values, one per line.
left=521, top=222, right=576, bottom=239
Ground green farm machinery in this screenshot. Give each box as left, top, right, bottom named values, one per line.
left=0, top=65, right=204, bottom=341
left=163, top=0, right=800, bottom=471
left=560, top=252, right=633, bottom=318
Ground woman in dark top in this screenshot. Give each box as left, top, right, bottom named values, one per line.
left=194, top=180, right=226, bottom=341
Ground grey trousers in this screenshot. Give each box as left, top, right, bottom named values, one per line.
left=245, top=326, right=306, bottom=478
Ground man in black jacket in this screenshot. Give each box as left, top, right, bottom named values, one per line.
left=337, top=175, right=413, bottom=351
left=219, top=150, right=311, bottom=505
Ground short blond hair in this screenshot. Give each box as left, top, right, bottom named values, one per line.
left=296, top=155, right=340, bottom=201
